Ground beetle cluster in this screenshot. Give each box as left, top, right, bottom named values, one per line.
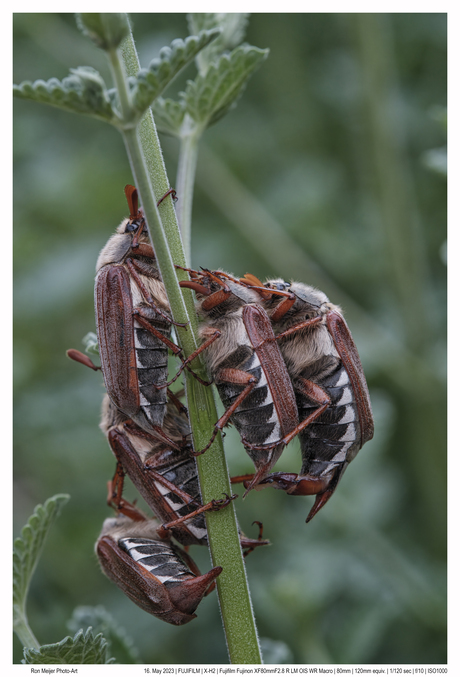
left=68, top=184, right=373, bottom=626
left=68, top=186, right=269, bottom=626
left=179, top=268, right=374, bottom=522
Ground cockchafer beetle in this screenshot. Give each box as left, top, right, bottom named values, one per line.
left=235, top=274, right=374, bottom=522
left=93, top=185, right=208, bottom=445
left=65, top=348, right=269, bottom=552
left=179, top=269, right=325, bottom=494
left=101, top=393, right=270, bottom=555
left=96, top=513, right=222, bottom=625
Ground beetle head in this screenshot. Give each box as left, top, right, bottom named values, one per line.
left=262, top=279, right=335, bottom=327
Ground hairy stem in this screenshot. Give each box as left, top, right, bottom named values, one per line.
left=14, top=613, right=40, bottom=651
left=175, top=115, right=203, bottom=263
left=114, top=22, right=261, bottom=663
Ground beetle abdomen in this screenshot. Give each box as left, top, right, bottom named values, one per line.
left=217, top=351, right=281, bottom=446
left=154, top=457, right=208, bottom=545
left=297, top=362, right=361, bottom=477
left=134, top=314, right=171, bottom=428
left=119, top=537, right=194, bottom=585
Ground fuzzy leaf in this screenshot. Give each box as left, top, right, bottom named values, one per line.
left=68, top=606, right=140, bottom=664
left=13, top=67, right=115, bottom=122
left=131, top=29, right=221, bottom=116
left=23, top=628, right=113, bottom=664
left=182, top=44, right=269, bottom=128
left=13, top=494, right=70, bottom=634
left=82, top=332, right=99, bottom=355
left=187, top=13, right=250, bottom=73
left=151, top=97, right=186, bottom=137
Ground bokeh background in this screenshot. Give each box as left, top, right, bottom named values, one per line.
left=13, top=13, right=447, bottom=665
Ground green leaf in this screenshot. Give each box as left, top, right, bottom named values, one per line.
left=13, top=494, right=70, bottom=646
left=82, top=331, right=99, bottom=355
left=187, top=13, right=250, bottom=74
left=68, top=606, right=140, bottom=664
left=131, top=29, right=221, bottom=116
left=151, top=97, right=186, bottom=137
left=23, top=628, right=113, bottom=664
left=13, top=67, right=115, bottom=123
left=182, top=44, right=269, bottom=128
left=76, top=13, right=129, bottom=50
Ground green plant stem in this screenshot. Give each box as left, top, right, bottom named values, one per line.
left=112, top=23, right=261, bottom=664
left=120, top=31, right=197, bottom=328
left=14, top=614, right=40, bottom=651
left=175, top=115, right=203, bottom=263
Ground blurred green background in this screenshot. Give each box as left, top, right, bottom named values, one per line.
left=13, top=13, right=447, bottom=665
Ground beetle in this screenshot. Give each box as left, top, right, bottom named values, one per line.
left=96, top=513, right=222, bottom=625
left=101, top=393, right=270, bottom=554
left=94, top=185, right=207, bottom=445
left=237, top=275, right=374, bottom=522
left=179, top=269, right=322, bottom=493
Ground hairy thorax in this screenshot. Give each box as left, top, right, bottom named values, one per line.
left=277, top=315, right=340, bottom=379
left=198, top=306, right=252, bottom=374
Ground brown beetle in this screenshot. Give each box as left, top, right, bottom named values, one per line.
left=179, top=269, right=323, bottom=493
left=237, top=275, right=374, bottom=522
left=101, top=393, right=269, bottom=555
left=96, top=514, right=222, bottom=625
left=94, top=185, right=207, bottom=446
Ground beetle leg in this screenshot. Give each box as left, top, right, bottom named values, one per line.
left=134, top=309, right=217, bottom=389
left=278, top=378, right=331, bottom=446
left=156, top=329, right=221, bottom=389
left=175, top=265, right=202, bottom=279
left=107, top=463, right=148, bottom=521
left=133, top=308, right=184, bottom=357
left=166, top=389, right=188, bottom=415
left=240, top=379, right=330, bottom=453
left=162, top=329, right=221, bottom=388
left=126, top=259, right=188, bottom=328
left=255, top=471, right=329, bottom=495
left=108, top=460, right=125, bottom=507
left=157, top=493, right=238, bottom=538
left=259, top=315, right=324, bottom=347
left=257, top=464, right=344, bottom=523
left=121, top=417, right=183, bottom=451
left=142, top=462, right=203, bottom=510
left=230, top=473, right=256, bottom=485
left=241, top=520, right=270, bottom=557
left=193, top=368, right=258, bottom=456
left=156, top=188, right=177, bottom=206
